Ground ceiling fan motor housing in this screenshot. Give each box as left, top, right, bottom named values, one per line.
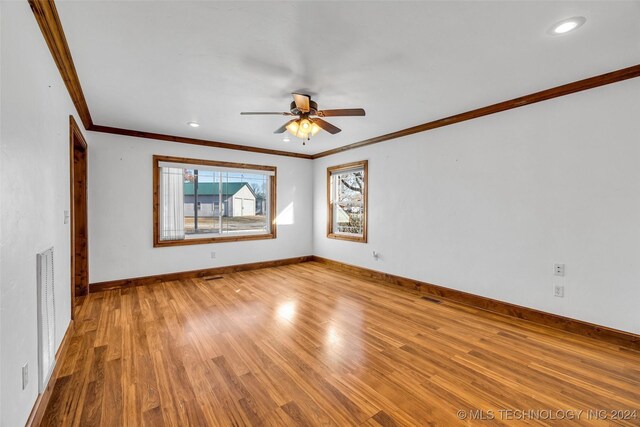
left=290, top=100, right=318, bottom=116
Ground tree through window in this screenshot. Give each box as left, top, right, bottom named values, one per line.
left=327, top=160, right=368, bottom=242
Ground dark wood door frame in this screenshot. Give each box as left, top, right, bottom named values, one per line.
left=70, top=116, right=89, bottom=314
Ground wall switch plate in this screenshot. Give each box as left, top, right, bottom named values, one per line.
left=210, top=252, right=216, bottom=259
left=63, top=210, right=70, bottom=224
left=22, top=363, right=28, bottom=390
left=554, top=285, right=565, bottom=298
left=554, top=263, right=565, bottom=276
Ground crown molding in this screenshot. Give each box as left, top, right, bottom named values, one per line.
left=29, top=0, right=93, bottom=129
left=89, top=125, right=314, bottom=159
left=312, top=64, right=640, bottom=159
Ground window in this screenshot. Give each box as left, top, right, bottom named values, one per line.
left=153, top=155, right=276, bottom=246
left=327, top=160, right=367, bottom=242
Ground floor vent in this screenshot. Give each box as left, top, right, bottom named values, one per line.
left=203, top=275, right=224, bottom=281
left=37, top=247, right=56, bottom=393
left=420, top=296, right=441, bottom=304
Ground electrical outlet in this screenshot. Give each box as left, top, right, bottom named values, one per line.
left=22, top=363, right=29, bottom=390
left=210, top=252, right=216, bottom=259
left=554, top=264, right=565, bottom=276
left=554, top=285, right=564, bottom=298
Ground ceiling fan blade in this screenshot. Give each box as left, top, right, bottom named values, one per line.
left=313, top=118, right=341, bottom=134
left=274, top=119, right=296, bottom=134
left=318, top=108, right=366, bottom=117
left=292, top=93, right=310, bottom=112
left=241, top=112, right=293, bottom=115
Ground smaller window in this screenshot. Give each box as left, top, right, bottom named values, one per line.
left=327, top=160, right=368, bottom=242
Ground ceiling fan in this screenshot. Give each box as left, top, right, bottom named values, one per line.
left=241, top=93, right=365, bottom=143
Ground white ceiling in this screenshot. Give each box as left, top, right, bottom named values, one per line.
left=57, top=1, right=640, bottom=155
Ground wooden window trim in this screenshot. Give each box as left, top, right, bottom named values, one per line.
left=327, top=160, right=368, bottom=243
left=153, top=155, right=277, bottom=247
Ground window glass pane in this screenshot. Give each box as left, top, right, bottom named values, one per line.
left=331, top=168, right=365, bottom=235
left=184, top=168, right=219, bottom=235
left=220, top=171, right=269, bottom=236
left=159, top=162, right=272, bottom=242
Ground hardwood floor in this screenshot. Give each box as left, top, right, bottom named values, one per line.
left=42, top=262, right=640, bottom=426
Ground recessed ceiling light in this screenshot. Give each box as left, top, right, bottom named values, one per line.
left=550, top=17, right=586, bottom=35
left=282, top=137, right=291, bottom=142
left=187, top=121, right=200, bottom=128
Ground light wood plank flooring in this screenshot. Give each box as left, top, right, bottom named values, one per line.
left=42, top=262, right=640, bottom=426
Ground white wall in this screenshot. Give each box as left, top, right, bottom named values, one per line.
left=314, top=78, right=640, bottom=335
left=87, top=132, right=313, bottom=283
left=0, top=2, right=86, bottom=425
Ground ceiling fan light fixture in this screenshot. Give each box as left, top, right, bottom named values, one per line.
left=310, top=122, right=321, bottom=136
left=295, top=126, right=309, bottom=139
left=285, top=118, right=319, bottom=139
left=286, top=120, right=299, bottom=135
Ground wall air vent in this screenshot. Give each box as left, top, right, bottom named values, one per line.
left=37, top=247, right=56, bottom=393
